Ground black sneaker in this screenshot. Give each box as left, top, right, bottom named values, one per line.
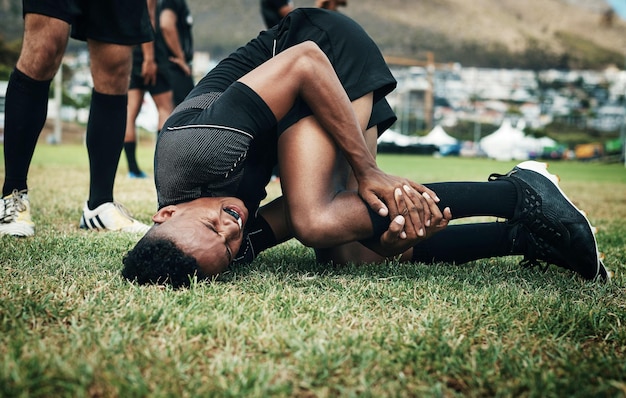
left=509, top=222, right=610, bottom=281
left=490, top=161, right=609, bottom=281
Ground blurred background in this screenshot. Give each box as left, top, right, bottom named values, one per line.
left=1, top=0, right=626, bottom=163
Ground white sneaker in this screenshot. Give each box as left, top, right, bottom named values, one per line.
left=80, top=202, right=151, bottom=234
left=0, top=189, right=35, bottom=237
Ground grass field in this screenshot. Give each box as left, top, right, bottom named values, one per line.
left=1, top=141, right=625, bottom=397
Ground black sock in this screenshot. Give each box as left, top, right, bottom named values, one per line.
left=412, top=222, right=514, bottom=264
left=2, top=68, right=51, bottom=196
left=360, top=180, right=516, bottom=243
left=86, top=90, right=127, bottom=209
left=424, top=180, right=517, bottom=219
left=124, top=141, right=141, bottom=174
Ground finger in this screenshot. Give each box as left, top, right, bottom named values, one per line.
left=380, top=215, right=406, bottom=245
left=389, top=214, right=405, bottom=235
left=441, top=206, right=452, bottom=226
left=393, top=189, right=409, bottom=239
left=423, top=191, right=443, bottom=229
left=432, top=207, right=452, bottom=230
left=383, top=188, right=401, bottom=219
left=364, top=191, right=389, bottom=217
left=408, top=181, right=440, bottom=202
left=401, top=184, right=427, bottom=237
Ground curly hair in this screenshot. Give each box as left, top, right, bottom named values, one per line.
left=122, top=234, right=202, bottom=288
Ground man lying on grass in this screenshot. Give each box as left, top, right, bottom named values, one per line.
left=122, top=8, right=609, bottom=287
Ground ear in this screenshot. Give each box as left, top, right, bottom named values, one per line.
left=152, top=205, right=178, bottom=223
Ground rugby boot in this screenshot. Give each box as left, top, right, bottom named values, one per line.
left=0, top=189, right=35, bottom=237
left=508, top=222, right=610, bottom=281
left=490, top=161, right=609, bottom=281
left=80, top=202, right=150, bottom=234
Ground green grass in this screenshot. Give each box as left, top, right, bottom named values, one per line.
left=1, top=143, right=626, bottom=397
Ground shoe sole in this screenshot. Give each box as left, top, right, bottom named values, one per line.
left=0, top=222, right=35, bottom=237
left=515, top=161, right=610, bottom=281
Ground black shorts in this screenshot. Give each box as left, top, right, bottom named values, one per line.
left=129, top=64, right=172, bottom=95
left=166, top=82, right=276, bottom=139
left=157, top=82, right=277, bottom=211
left=165, top=63, right=195, bottom=106
left=22, top=0, right=153, bottom=45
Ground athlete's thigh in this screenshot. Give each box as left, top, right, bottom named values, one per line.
left=278, top=115, right=341, bottom=223
left=278, top=91, right=373, bottom=223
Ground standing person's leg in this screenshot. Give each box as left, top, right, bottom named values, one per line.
left=76, top=0, right=153, bottom=233
left=152, top=90, right=175, bottom=129
left=85, top=40, right=132, bottom=208
left=0, top=13, right=70, bottom=237
left=125, top=88, right=173, bottom=178
left=124, top=88, right=146, bottom=178
left=78, top=40, right=150, bottom=233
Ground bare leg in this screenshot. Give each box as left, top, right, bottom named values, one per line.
left=278, top=99, right=381, bottom=247
left=314, top=126, right=413, bottom=264
left=125, top=89, right=145, bottom=143
left=238, top=41, right=438, bottom=241
left=152, top=90, right=175, bottom=130
left=89, top=41, right=133, bottom=95
left=2, top=14, right=70, bottom=196
left=237, top=42, right=378, bottom=191
left=17, top=14, right=69, bottom=80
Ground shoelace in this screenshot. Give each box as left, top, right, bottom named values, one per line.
left=0, top=189, right=28, bottom=223
left=112, top=202, right=135, bottom=221
left=511, top=223, right=571, bottom=273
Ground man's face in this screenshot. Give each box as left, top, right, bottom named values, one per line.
left=152, top=197, right=249, bottom=277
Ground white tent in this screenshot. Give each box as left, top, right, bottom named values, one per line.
left=377, top=129, right=421, bottom=147
left=418, top=125, right=458, bottom=146
left=479, top=119, right=530, bottom=161
left=524, top=136, right=558, bottom=156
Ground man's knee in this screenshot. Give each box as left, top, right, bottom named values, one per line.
left=18, top=15, right=69, bottom=79
left=289, top=208, right=333, bottom=247
left=89, top=42, right=133, bottom=94
left=290, top=41, right=330, bottom=75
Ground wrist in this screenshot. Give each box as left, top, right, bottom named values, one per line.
left=352, top=159, right=378, bottom=180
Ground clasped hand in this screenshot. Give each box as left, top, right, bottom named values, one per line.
left=357, top=167, right=452, bottom=256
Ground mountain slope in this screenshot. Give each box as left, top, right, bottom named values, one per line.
left=185, top=0, right=626, bottom=69
left=1, top=0, right=625, bottom=69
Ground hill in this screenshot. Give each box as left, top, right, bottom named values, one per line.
left=186, top=0, right=626, bottom=69
left=1, top=0, right=626, bottom=69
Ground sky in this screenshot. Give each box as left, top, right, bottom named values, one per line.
left=607, top=0, right=626, bottom=19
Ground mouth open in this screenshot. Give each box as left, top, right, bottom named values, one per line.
left=223, top=207, right=243, bottom=230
